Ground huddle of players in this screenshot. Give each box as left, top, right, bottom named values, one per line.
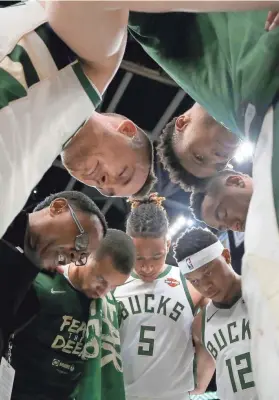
left=1, top=2, right=276, bottom=398
left=6, top=189, right=252, bottom=400
left=114, top=193, right=255, bottom=400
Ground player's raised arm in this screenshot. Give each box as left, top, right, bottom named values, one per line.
left=191, top=311, right=215, bottom=395
left=109, top=1, right=279, bottom=13
left=42, top=1, right=128, bottom=94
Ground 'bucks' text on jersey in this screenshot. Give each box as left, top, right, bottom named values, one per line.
left=202, top=297, right=258, bottom=400
left=115, top=265, right=195, bottom=400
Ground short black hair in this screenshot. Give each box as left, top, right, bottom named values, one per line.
left=156, top=117, right=209, bottom=192
left=126, top=193, right=169, bottom=238
left=95, top=229, right=136, bottom=275
left=190, top=169, right=243, bottom=222
left=174, top=227, right=218, bottom=264
left=33, top=190, right=107, bottom=234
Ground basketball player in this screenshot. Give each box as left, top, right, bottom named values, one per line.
left=157, top=103, right=241, bottom=192
left=114, top=193, right=206, bottom=400
left=174, top=227, right=257, bottom=400
left=0, top=1, right=155, bottom=239
left=10, top=229, right=136, bottom=400
left=47, top=5, right=279, bottom=396
left=1, top=1, right=277, bottom=239
left=190, top=169, right=253, bottom=232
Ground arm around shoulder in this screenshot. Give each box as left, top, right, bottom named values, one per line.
left=191, top=311, right=216, bottom=395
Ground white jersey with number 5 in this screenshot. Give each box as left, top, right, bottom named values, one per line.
left=202, top=297, right=258, bottom=400
left=114, top=265, right=195, bottom=400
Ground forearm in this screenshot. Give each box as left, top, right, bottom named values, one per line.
left=191, top=342, right=215, bottom=394
left=44, top=1, right=128, bottom=65
left=116, top=1, right=279, bottom=13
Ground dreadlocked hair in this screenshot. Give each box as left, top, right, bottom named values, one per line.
left=126, top=192, right=169, bottom=238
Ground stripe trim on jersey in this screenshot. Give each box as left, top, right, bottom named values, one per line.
left=180, top=272, right=195, bottom=315
left=35, top=23, right=101, bottom=108
left=35, top=23, right=77, bottom=70
left=72, top=63, right=101, bottom=108
left=201, top=307, right=206, bottom=347
left=9, top=44, right=40, bottom=88
left=131, top=264, right=172, bottom=279
left=0, top=67, right=26, bottom=108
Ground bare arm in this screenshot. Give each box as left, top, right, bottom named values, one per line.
left=111, top=1, right=279, bottom=13
left=43, top=1, right=128, bottom=94
left=191, top=312, right=216, bottom=394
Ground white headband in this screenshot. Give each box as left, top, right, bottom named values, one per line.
left=178, top=241, right=224, bottom=274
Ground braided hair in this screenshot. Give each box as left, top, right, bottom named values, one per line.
left=126, top=193, right=169, bottom=238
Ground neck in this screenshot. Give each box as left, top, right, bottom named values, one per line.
left=214, top=272, right=242, bottom=307
left=26, top=212, right=43, bottom=249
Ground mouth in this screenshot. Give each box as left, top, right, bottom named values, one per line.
left=207, top=290, right=220, bottom=299
left=139, top=273, right=157, bottom=281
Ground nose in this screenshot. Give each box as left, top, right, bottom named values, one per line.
left=141, top=262, right=153, bottom=274
left=96, top=285, right=109, bottom=298
left=202, top=277, right=214, bottom=293
left=97, top=172, right=108, bottom=187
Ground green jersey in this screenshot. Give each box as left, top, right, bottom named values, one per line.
left=11, top=272, right=90, bottom=400
left=128, top=11, right=279, bottom=142
left=77, top=292, right=126, bottom=400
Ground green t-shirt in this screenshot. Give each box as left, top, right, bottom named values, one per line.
left=11, top=272, right=90, bottom=400
left=128, top=11, right=279, bottom=143
left=77, top=292, right=126, bottom=400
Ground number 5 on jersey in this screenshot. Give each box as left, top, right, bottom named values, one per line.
left=138, top=325, right=156, bottom=356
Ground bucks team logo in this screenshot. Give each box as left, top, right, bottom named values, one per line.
left=186, top=257, right=194, bottom=270
left=165, top=278, right=180, bottom=287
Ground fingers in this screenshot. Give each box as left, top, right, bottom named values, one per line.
left=269, top=13, right=279, bottom=31
left=265, top=11, right=279, bottom=31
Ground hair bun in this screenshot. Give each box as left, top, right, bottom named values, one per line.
left=127, top=193, right=166, bottom=210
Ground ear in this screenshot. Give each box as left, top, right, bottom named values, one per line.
left=49, top=198, right=68, bottom=217
left=225, top=175, right=246, bottom=189
left=222, top=248, right=231, bottom=265
left=175, top=114, right=190, bottom=133
left=116, top=119, right=137, bottom=138
left=166, top=239, right=171, bottom=252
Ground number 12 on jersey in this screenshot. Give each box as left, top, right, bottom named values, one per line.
left=138, top=325, right=156, bottom=356
left=226, top=352, right=255, bottom=393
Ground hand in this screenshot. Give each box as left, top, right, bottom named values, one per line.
left=265, top=11, right=279, bottom=31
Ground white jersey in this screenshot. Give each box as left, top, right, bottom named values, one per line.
left=202, top=297, right=257, bottom=400
left=114, top=265, right=195, bottom=400
left=242, top=107, right=279, bottom=399
left=0, top=1, right=101, bottom=238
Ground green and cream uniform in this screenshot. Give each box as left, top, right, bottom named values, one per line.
left=202, top=298, right=257, bottom=400
left=114, top=265, right=196, bottom=400
left=129, top=13, right=279, bottom=396
left=11, top=271, right=90, bottom=399
left=178, top=240, right=257, bottom=400
left=11, top=270, right=125, bottom=400
left=0, top=1, right=101, bottom=238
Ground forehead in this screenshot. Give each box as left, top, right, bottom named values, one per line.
left=186, top=258, right=221, bottom=279
left=132, top=237, right=165, bottom=254
left=97, top=255, right=128, bottom=283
